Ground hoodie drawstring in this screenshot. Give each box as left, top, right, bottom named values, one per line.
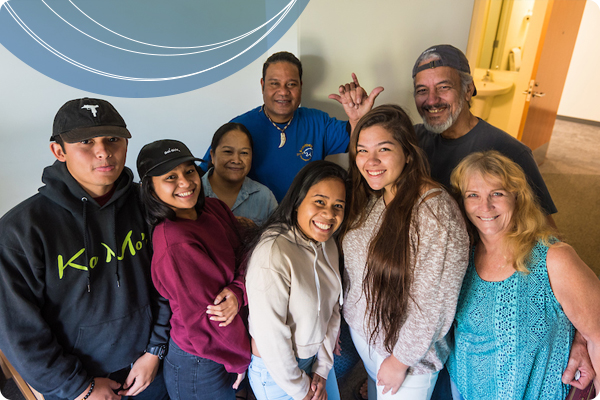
left=112, top=206, right=120, bottom=288
left=309, top=242, right=322, bottom=317
left=81, top=197, right=91, bottom=293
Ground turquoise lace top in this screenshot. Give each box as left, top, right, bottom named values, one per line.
left=447, top=240, right=574, bottom=399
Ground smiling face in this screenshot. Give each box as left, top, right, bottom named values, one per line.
left=51, top=136, right=128, bottom=198
left=210, top=129, right=252, bottom=184
left=151, top=161, right=201, bottom=220
left=463, top=172, right=516, bottom=240
left=355, top=125, right=407, bottom=204
left=296, top=178, right=346, bottom=243
left=413, top=65, right=469, bottom=134
left=261, top=61, right=302, bottom=123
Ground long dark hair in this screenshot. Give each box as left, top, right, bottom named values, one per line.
left=341, top=104, right=437, bottom=352
left=246, top=160, right=348, bottom=253
left=140, top=164, right=206, bottom=228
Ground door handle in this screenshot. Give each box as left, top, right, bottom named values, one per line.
left=522, top=80, right=545, bottom=100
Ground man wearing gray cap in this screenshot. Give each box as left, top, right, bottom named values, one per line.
left=0, top=98, right=170, bottom=400
left=411, top=45, right=594, bottom=398
left=412, top=44, right=557, bottom=217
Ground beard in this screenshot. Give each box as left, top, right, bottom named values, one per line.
left=420, top=96, right=464, bottom=134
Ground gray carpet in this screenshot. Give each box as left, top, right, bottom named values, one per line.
left=0, top=375, right=25, bottom=400
left=542, top=173, right=600, bottom=275
left=540, top=118, right=600, bottom=276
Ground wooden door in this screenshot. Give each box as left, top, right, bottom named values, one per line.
left=517, top=0, right=586, bottom=163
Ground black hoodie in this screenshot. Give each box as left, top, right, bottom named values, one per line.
left=0, top=161, right=170, bottom=399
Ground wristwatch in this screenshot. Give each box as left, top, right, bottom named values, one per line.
left=146, top=344, right=167, bottom=360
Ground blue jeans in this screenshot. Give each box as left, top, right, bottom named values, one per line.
left=163, top=338, right=236, bottom=400
left=127, top=365, right=170, bottom=400
left=326, top=367, right=341, bottom=400
left=430, top=367, right=452, bottom=400
left=248, top=355, right=340, bottom=400
left=249, top=354, right=316, bottom=400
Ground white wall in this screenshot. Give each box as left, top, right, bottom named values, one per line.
left=1, top=0, right=476, bottom=216
left=0, top=26, right=298, bottom=216
left=500, top=0, right=535, bottom=71
left=297, top=0, right=475, bottom=124
left=558, top=0, right=600, bottom=122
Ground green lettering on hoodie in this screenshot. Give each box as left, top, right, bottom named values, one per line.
left=57, top=230, right=146, bottom=279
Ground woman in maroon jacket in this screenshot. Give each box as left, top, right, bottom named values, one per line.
left=137, top=139, right=250, bottom=400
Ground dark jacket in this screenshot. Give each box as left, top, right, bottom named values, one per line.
left=0, top=161, right=170, bottom=399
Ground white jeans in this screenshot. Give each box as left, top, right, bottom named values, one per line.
left=349, top=327, right=438, bottom=400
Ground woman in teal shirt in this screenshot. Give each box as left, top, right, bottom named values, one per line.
left=448, top=151, right=600, bottom=399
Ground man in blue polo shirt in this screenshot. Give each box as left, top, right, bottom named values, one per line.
left=201, top=51, right=383, bottom=201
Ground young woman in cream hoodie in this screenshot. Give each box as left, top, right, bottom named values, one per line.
left=245, top=161, right=348, bottom=400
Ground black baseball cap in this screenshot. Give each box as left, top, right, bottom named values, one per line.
left=51, top=98, right=131, bottom=143
left=137, top=139, right=204, bottom=179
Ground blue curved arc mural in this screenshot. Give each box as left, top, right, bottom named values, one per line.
left=5, top=1, right=295, bottom=79
left=0, top=0, right=310, bottom=97
left=34, top=0, right=295, bottom=57
left=49, top=0, right=280, bottom=52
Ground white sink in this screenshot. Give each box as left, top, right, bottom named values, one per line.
left=472, top=78, right=514, bottom=120
left=475, top=80, right=513, bottom=97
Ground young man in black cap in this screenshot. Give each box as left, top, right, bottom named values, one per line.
left=0, top=98, right=170, bottom=400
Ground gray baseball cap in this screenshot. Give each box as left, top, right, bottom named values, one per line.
left=412, top=45, right=476, bottom=96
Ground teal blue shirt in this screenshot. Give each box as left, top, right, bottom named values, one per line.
left=448, top=240, right=574, bottom=400
left=202, top=168, right=277, bottom=226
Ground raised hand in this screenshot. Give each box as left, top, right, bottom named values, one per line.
left=329, top=73, right=384, bottom=131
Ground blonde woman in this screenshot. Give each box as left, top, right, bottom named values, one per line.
left=448, top=150, right=600, bottom=399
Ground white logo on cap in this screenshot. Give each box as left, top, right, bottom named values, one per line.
left=81, top=105, right=99, bottom=117
left=164, top=148, right=181, bottom=155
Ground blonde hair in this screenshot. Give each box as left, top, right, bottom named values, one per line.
left=450, top=151, right=553, bottom=273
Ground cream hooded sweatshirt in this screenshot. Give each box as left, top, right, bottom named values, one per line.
left=246, top=226, right=342, bottom=400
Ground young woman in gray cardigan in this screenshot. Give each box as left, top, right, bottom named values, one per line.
left=340, top=105, right=469, bottom=400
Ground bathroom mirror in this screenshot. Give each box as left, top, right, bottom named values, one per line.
left=477, top=0, right=534, bottom=71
